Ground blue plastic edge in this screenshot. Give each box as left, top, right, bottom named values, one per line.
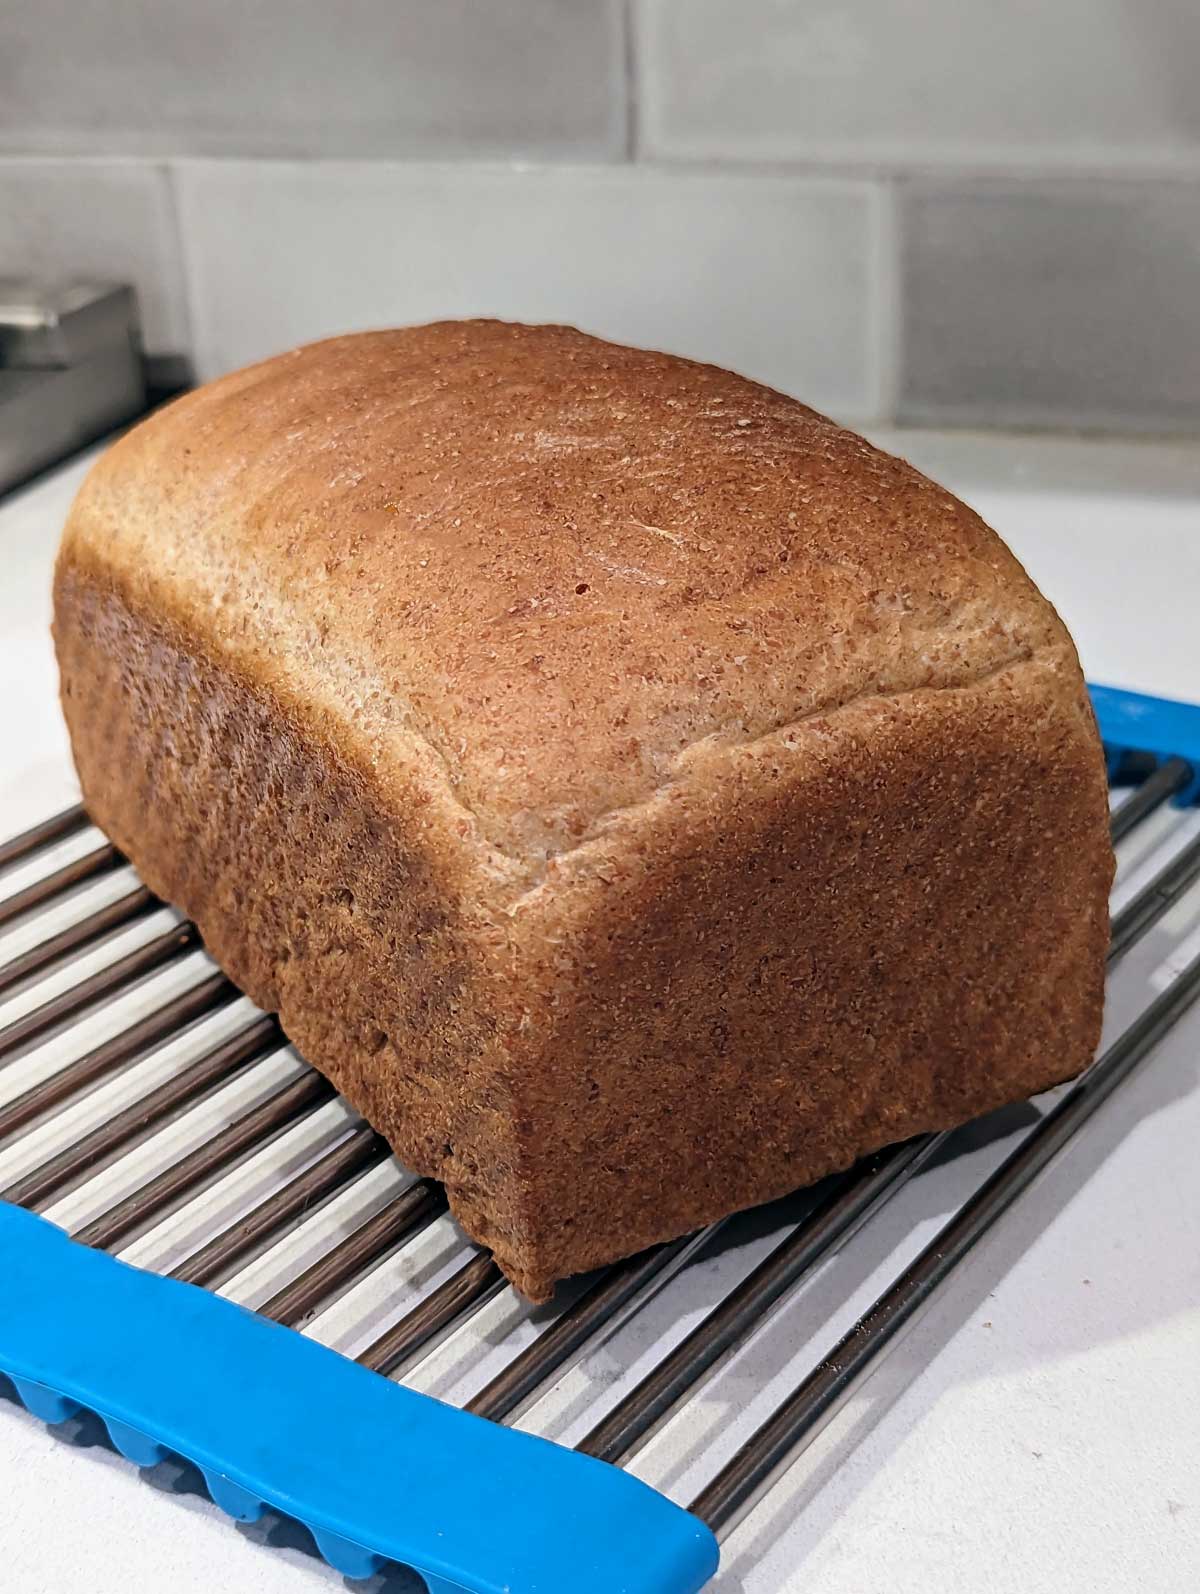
left=0, top=1203, right=719, bottom=1594
left=1088, top=682, right=1200, bottom=805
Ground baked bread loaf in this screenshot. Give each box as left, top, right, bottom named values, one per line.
left=53, top=321, right=1112, bottom=1300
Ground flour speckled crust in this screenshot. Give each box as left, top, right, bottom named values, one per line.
left=52, top=321, right=1113, bottom=1299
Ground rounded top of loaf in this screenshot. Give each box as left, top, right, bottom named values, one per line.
left=61, top=320, right=1077, bottom=871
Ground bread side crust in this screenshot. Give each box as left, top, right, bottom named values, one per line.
left=52, top=557, right=542, bottom=1281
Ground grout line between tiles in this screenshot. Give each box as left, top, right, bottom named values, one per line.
left=869, top=179, right=902, bottom=425
left=6, top=151, right=1197, bottom=186
left=622, top=0, right=639, bottom=162
left=158, top=159, right=198, bottom=368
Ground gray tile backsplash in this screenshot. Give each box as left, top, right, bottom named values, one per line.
left=174, top=162, right=877, bottom=417
left=637, top=0, right=1200, bottom=170
left=0, top=1, right=626, bottom=160
left=898, top=181, right=1200, bottom=432
left=2, top=3, right=1198, bottom=436
left=0, top=160, right=190, bottom=359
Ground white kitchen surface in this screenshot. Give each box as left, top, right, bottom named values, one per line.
left=0, top=429, right=1198, bottom=1594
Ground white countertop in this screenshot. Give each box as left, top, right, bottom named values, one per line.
left=1, top=429, right=1198, bottom=1594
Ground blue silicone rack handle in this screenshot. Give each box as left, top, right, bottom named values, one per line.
left=1089, top=682, right=1200, bottom=804
left=0, top=1203, right=719, bottom=1593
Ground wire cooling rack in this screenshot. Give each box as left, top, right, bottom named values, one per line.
left=1, top=706, right=1198, bottom=1592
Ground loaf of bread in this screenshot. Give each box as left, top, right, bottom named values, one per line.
left=53, top=322, right=1112, bottom=1299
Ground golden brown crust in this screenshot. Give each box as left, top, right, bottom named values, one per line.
left=53, top=321, right=1113, bottom=1299
left=52, top=566, right=528, bottom=1253
left=56, top=320, right=1069, bottom=885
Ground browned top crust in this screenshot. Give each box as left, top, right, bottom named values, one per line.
left=60, top=320, right=1080, bottom=902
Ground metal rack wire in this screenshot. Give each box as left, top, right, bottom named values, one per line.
left=0, top=762, right=1198, bottom=1562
